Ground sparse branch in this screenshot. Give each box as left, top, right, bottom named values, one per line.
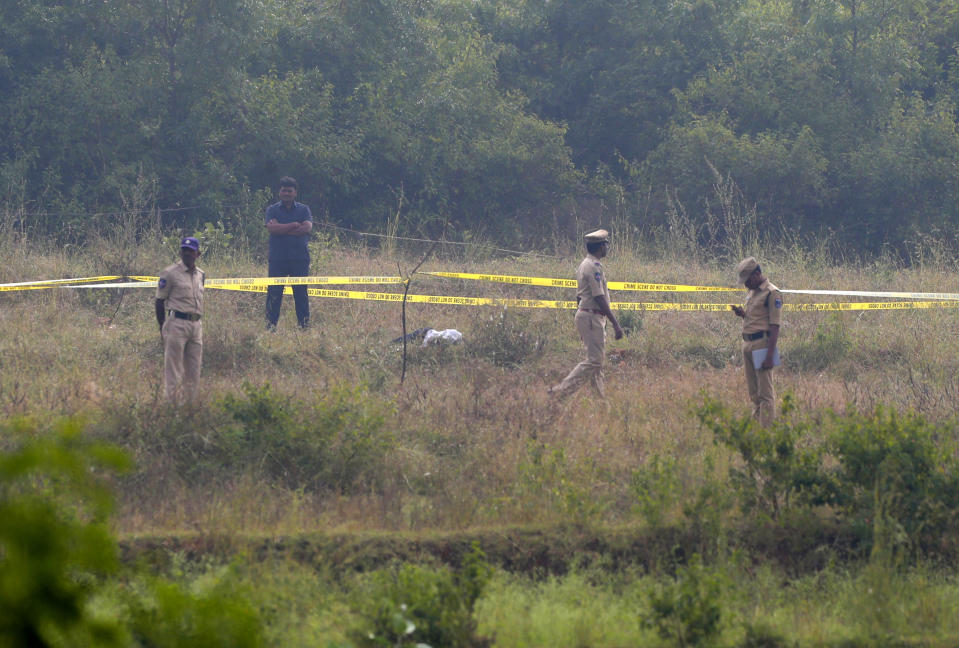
left=399, top=240, right=440, bottom=384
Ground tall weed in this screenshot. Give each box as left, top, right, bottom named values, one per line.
left=630, top=454, right=681, bottom=528
left=509, top=441, right=607, bottom=525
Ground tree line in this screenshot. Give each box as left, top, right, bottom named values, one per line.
left=2, top=0, right=959, bottom=254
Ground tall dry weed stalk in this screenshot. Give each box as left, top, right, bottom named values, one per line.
left=663, top=186, right=698, bottom=261
left=659, top=161, right=763, bottom=265
left=88, top=171, right=163, bottom=276
left=703, top=158, right=760, bottom=263
left=382, top=184, right=405, bottom=261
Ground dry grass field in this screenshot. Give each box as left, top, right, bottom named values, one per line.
left=6, top=228, right=959, bottom=646
left=2, top=228, right=958, bottom=539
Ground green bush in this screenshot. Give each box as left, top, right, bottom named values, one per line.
left=698, top=395, right=959, bottom=554
left=630, top=454, right=681, bottom=528
left=123, top=568, right=264, bottom=648
left=643, top=554, right=726, bottom=648
left=106, top=403, right=229, bottom=489
left=827, top=406, right=959, bottom=548
left=0, top=417, right=271, bottom=647
left=510, top=441, right=607, bottom=524
left=349, top=543, right=493, bottom=648
left=695, top=395, right=829, bottom=519
left=0, top=417, right=129, bottom=647
left=220, top=382, right=396, bottom=493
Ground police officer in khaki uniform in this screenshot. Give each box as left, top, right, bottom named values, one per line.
left=549, top=229, right=624, bottom=399
left=731, top=257, right=781, bottom=427
left=155, top=237, right=205, bottom=401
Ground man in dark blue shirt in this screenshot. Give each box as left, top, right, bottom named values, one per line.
left=265, top=176, right=313, bottom=329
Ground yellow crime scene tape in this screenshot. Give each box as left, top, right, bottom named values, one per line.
left=424, top=270, right=959, bottom=299
left=423, top=271, right=740, bottom=292
left=424, top=271, right=576, bottom=288
left=63, top=276, right=408, bottom=289
left=127, top=275, right=404, bottom=286
left=785, top=300, right=959, bottom=312
left=208, top=283, right=577, bottom=308
left=66, top=281, right=158, bottom=288
left=9, top=272, right=959, bottom=312
left=779, top=288, right=959, bottom=300
left=0, top=275, right=122, bottom=292
left=616, top=300, right=959, bottom=312
left=208, top=283, right=959, bottom=312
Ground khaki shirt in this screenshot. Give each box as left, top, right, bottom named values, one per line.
left=156, top=261, right=205, bottom=315
left=576, top=254, right=611, bottom=311
left=742, top=279, right=782, bottom=334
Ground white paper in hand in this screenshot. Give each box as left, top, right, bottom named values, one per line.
left=751, top=348, right=781, bottom=370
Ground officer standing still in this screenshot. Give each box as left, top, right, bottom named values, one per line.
left=549, top=229, right=624, bottom=399
left=731, top=257, right=782, bottom=427
left=155, top=237, right=205, bottom=402
left=265, top=176, right=313, bottom=330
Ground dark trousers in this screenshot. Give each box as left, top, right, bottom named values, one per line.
left=266, top=257, right=310, bottom=327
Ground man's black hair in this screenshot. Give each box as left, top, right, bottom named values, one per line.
left=278, top=176, right=298, bottom=190
left=586, top=241, right=606, bottom=255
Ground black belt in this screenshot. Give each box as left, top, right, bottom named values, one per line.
left=579, top=308, right=604, bottom=315
left=743, top=330, right=768, bottom=341
left=172, top=310, right=201, bottom=321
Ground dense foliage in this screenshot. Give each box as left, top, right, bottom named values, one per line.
left=11, top=403, right=959, bottom=646
left=696, top=396, right=959, bottom=556
left=3, top=0, right=959, bottom=251
left=0, top=418, right=264, bottom=647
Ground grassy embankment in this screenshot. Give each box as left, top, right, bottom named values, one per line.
left=3, top=227, right=959, bottom=646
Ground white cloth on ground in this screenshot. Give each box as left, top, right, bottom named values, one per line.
left=422, top=328, right=463, bottom=346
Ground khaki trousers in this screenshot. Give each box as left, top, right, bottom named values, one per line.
left=552, top=311, right=606, bottom=398
left=163, top=317, right=203, bottom=401
left=742, top=337, right=775, bottom=427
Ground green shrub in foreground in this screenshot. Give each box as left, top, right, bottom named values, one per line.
left=697, top=396, right=959, bottom=556
left=643, top=554, right=726, bottom=648
left=0, top=417, right=129, bottom=647
left=695, top=394, right=830, bottom=520
left=122, top=568, right=263, bottom=648
left=829, top=406, right=959, bottom=548
left=349, top=543, right=493, bottom=648
left=0, top=417, right=269, bottom=647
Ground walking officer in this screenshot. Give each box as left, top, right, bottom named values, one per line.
left=155, top=237, right=205, bottom=401
left=731, top=257, right=781, bottom=427
left=549, top=229, right=624, bottom=399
